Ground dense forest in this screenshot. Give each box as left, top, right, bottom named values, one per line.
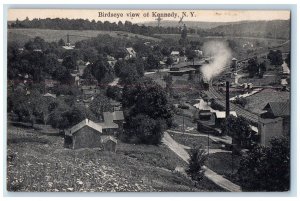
left=9, top=18, right=291, bottom=39
left=9, top=18, right=182, bottom=36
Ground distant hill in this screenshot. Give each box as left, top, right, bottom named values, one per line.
left=139, top=20, right=242, bottom=29
left=207, top=20, right=290, bottom=39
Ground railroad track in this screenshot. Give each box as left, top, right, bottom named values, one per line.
left=207, top=80, right=259, bottom=124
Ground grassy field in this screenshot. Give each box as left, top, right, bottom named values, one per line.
left=244, top=88, right=290, bottom=114
left=8, top=28, right=161, bottom=45
left=205, top=152, right=241, bottom=185
left=154, top=34, right=288, bottom=59
left=169, top=132, right=222, bottom=150
left=6, top=124, right=223, bottom=192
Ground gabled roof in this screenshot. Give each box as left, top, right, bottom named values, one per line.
left=43, top=93, right=56, bottom=99
left=65, top=119, right=102, bottom=136
left=103, top=111, right=124, bottom=122
left=263, top=102, right=290, bottom=117
left=101, top=111, right=125, bottom=129
left=101, top=135, right=117, bottom=144
left=126, top=47, right=136, bottom=55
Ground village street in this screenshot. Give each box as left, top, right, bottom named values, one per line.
left=162, top=132, right=241, bottom=192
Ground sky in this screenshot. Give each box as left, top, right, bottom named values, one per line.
left=8, top=9, right=291, bottom=23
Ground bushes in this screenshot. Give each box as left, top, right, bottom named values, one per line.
left=186, top=146, right=207, bottom=183
left=122, top=114, right=164, bottom=145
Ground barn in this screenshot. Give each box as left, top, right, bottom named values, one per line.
left=64, top=119, right=118, bottom=150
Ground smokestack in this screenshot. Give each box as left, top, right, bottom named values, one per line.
left=226, top=81, right=230, bottom=118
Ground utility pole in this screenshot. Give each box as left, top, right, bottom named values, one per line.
left=182, top=115, right=185, bottom=135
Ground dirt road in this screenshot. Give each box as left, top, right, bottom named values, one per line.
left=162, top=132, right=241, bottom=192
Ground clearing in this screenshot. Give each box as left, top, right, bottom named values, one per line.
left=8, top=28, right=161, bottom=45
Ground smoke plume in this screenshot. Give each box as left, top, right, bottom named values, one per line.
left=201, top=41, right=232, bottom=81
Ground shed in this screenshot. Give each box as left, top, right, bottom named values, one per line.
left=101, top=136, right=117, bottom=152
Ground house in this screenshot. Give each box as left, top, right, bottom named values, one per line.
left=125, top=47, right=136, bottom=60
left=258, top=102, right=290, bottom=146
left=99, top=111, right=125, bottom=136
left=62, top=45, right=75, bottom=50
left=282, top=62, right=290, bottom=75
left=168, top=67, right=196, bottom=76
left=170, top=51, right=180, bottom=63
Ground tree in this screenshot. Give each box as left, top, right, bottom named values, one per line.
left=49, top=104, right=96, bottom=130
left=221, top=115, right=252, bottom=149
left=163, top=74, right=173, bottom=94
left=238, top=137, right=290, bottom=191
left=122, top=79, right=173, bottom=127
left=119, top=64, right=139, bottom=85
left=247, top=57, right=259, bottom=78
left=90, top=57, right=114, bottom=84
left=267, top=50, right=283, bottom=66
left=123, top=114, right=164, bottom=145
left=106, top=86, right=122, bottom=101
left=165, top=57, right=174, bottom=67
left=89, top=93, right=112, bottom=120
left=186, top=146, right=207, bottom=183
left=62, top=55, right=77, bottom=70
left=258, top=61, right=267, bottom=78
left=114, top=60, right=126, bottom=77
left=145, top=54, right=159, bottom=70
left=58, top=38, right=65, bottom=46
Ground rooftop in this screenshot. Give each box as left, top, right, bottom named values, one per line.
left=65, top=119, right=103, bottom=136
left=263, top=102, right=290, bottom=117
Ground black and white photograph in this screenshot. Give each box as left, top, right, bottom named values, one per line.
left=5, top=8, right=292, bottom=193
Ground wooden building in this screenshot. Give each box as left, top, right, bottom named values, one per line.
left=64, top=118, right=120, bottom=150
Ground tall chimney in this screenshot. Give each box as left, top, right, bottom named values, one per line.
left=226, top=81, right=230, bottom=118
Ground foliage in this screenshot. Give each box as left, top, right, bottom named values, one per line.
left=237, top=137, right=290, bottom=191
left=165, top=57, right=174, bottom=67
left=145, top=54, right=160, bottom=70
left=89, top=93, right=112, bottom=120
left=89, top=57, right=114, bottom=84
left=118, top=64, right=139, bottom=85
left=221, top=115, right=252, bottom=148
left=163, top=74, right=173, bottom=94
left=186, top=146, right=207, bottom=183
left=258, top=61, right=267, bottom=78
left=122, top=78, right=173, bottom=127
left=267, top=50, right=283, bottom=66
left=106, top=86, right=122, bottom=101
left=247, top=57, right=259, bottom=78
left=48, top=103, right=96, bottom=130
left=123, top=114, right=164, bottom=145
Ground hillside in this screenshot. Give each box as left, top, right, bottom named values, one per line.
left=207, top=20, right=290, bottom=39
left=7, top=125, right=223, bottom=192
left=8, top=28, right=161, bottom=46
left=139, top=20, right=242, bottom=29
